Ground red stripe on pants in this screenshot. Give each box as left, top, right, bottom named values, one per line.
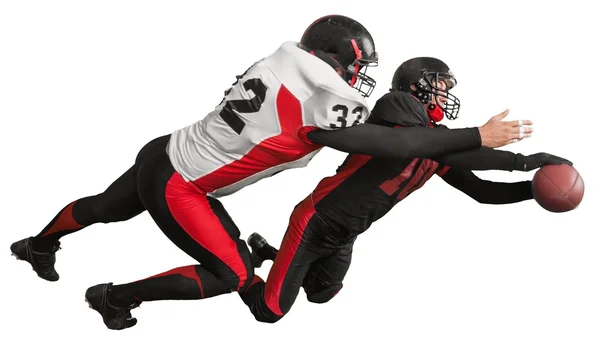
left=264, top=196, right=315, bottom=316
left=42, top=202, right=83, bottom=236
left=146, top=265, right=205, bottom=298
left=165, top=172, right=248, bottom=290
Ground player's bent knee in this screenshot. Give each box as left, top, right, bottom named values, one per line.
left=218, top=264, right=253, bottom=292
left=220, top=276, right=247, bottom=292
left=254, top=314, right=283, bottom=324
left=238, top=275, right=253, bottom=292
left=306, top=284, right=343, bottom=304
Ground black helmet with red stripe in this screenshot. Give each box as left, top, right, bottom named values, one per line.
left=300, top=15, right=378, bottom=97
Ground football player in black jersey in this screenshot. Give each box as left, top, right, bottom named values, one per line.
left=240, top=57, right=572, bottom=323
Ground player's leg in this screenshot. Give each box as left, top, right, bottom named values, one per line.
left=107, top=194, right=254, bottom=301
left=84, top=148, right=253, bottom=330
left=249, top=233, right=354, bottom=305
left=241, top=197, right=329, bottom=323
left=8, top=136, right=166, bottom=281
left=303, top=240, right=354, bottom=304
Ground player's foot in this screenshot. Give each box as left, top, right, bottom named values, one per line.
left=85, top=283, right=140, bottom=330
left=248, top=232, right=277, bottom=268
left=10, top=237, right=61, bottom=281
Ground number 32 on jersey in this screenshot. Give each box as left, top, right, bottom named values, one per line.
left=329, top=104, right=364, bottom=129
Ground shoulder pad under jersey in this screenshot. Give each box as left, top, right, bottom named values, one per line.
left=370, top=91, right=429, bottom=127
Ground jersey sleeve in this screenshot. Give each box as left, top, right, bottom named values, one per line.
left=440, top=168, right=533, bottom=204
left=303, top=83, right=370, bottom=131
left=305, top=122, right=482, bottom=158
left=432, top=147, right=525, bottom=172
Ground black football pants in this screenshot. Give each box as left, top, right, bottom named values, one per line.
left=33, top=134, right=253, bottom=305
left=241, top=196, right=353, bottom=323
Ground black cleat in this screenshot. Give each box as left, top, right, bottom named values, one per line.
left=248, top=232, right=277, bottom=268
left=248, top=232, right=267, bottom=268
left=85, top=283, right=140, bottom=330
left=10, top=237, right=60, bottom=282
left=250, top=250, right=265, bottom=268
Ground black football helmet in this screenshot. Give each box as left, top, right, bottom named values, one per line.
left=391, top=57, right=460, bottom=120
left=300, top=15, right=378, bottom=97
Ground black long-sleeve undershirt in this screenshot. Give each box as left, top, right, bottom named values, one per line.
left=306, top=123, right=482, bottom=159
left=433, top=146, right=526, bottom=171
left=425, top=136, right=532, bottom=204
left=441, top=168, right=533, bottom=204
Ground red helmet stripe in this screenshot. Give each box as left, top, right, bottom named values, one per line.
left=350, top=38, right=362, bottom=60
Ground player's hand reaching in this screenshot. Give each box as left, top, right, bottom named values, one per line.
left=478, top=109, right=533, bottom=148
left=518, top=153, right=573, bottom=171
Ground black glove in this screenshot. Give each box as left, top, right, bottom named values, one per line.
left=514, top=153, right=573, bottom=171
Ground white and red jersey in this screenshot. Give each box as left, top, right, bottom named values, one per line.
left=167, top=42, right=370, bottom=197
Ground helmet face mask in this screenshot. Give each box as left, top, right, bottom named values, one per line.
left=418, top=70, right=460, bottom=120
left=391, top=57, right=461, bottom=120
left=346, top=44, right=378, bottom=97
left=349, top=65, right=376, bottom=97
left=300, top=15, right=379, bottom=97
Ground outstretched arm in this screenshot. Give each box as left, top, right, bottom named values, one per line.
left=306, top=123, right=483, bottom=159
left=439, top=168, right=533, bottom=204
left=304, top=88, right=532, bottom=160
left=432, top=147, right=572, bottom=172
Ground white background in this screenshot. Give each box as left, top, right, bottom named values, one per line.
left=1, top=1, right=598, bottom=345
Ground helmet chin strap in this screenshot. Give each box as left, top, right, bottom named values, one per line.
left=427, top=103, right=444, bottom=122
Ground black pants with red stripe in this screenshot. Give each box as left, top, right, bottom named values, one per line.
left=34, top=135, right=253, bottom=304
left=241, top=197, right=353, bottom=323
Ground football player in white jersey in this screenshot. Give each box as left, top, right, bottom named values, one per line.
left=10, top=15, right=532, bottom=330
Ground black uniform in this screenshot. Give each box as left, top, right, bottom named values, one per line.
left=241, top=92, right=535, bottom=323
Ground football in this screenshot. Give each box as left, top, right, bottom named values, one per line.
left=531, top=164, right=584, bottom=212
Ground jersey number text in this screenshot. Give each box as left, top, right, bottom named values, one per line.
left=329, top=104, right=363, bottom=129
left=219, top=71, right=268, bottom=134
